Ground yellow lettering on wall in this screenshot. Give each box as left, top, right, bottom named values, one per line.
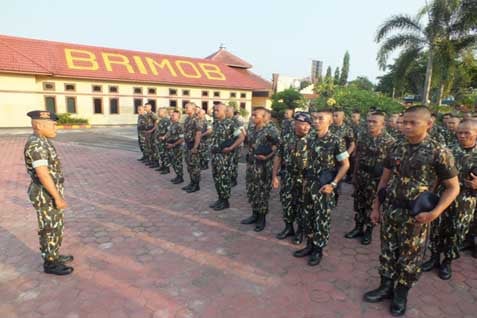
left=101, top=53, right=134, bottom=74
left=132, top=56, right=148, bottom=75
left=175, top=60, right=201, bottom=79
left=146, top=57, right=177, bottom=77
left=198, top=63, right=226, bottom=81
left=64, top=48, right=99, bottom=70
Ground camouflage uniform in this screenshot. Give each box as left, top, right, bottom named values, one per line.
left=210, top=118, right=241, bottom=200
left=428, top=125, right=446, bottom=145
left=304, top=132, right=347, bottom=248
left=137, top=113, right=147, bottom=154
left=380, top=137, right=457, bottom=287
left=245, top=123, right=280, bottom=216
left=199, top=118, right=212, bottom=169
left=429, top=144, right=477, bottom=260
left=330, top=122, right=355, bottom=191
left=166, top=122, right=184, bottom=178
left=231, top=115, right=245, bottom=184
left=154, top=117, right=171, bottom=169
left=184, top=115, right=205, bottom=185
left=281, top=118, right=295, bottom=144
left=24, top=135, right=65, bottom=262
left=353, top=131, right=395, bottom=229
left=144, top=112, right=158, bottom=162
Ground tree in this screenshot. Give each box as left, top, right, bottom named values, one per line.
left=271, top=88, right=305, bottom=121
left=300, top=80, right=311, bottom=90
left=324, top=66, right=332, bottom=83
left=339, top=51, right=350, bottom=85
left=333, top=67, right=341, bottom=85
left=349, top=76, right=375, bottom=91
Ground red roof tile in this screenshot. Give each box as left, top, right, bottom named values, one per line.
left=205, top=48, right=253, bottom=69
left=0, top=35, right=270, bottom=91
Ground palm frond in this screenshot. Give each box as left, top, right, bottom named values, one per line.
left=376, top=14, right=423, bottom=42
left=377, top=34, right=426, bottom=69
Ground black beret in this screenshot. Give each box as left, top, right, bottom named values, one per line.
left=26, top=110, right=59, bottom=121
left=294, top=112, right=313, bottom=125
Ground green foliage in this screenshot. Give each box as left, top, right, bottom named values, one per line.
left=57, top=113, right=89, bottom=125
left=349, top=76, right=375, bottom=91
left=271, top=88, right=305, bottom=120
left=324, top=66, right=332, bottom=83
left=300, top=80, right=311, bottom=90
left=333, top=67, right=340, bottom=85
left=339, top=51, right=350, bottom=85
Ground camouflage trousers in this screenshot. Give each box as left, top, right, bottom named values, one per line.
left=353, top=172, right=379, bottom=228
left=279, top=171, right=305, bottom=224
left=429, top=193, right=477, bottom=260
left=212, top=152, right=233, bottom=199
left=154, top=137, right=170, bottom=169
left=168, top=145, right=183, bottom=177
left=138, top=130, right=145, bottom=153
left=199, top=139, right=210, bottom=169
left=184, top=147, right=201, bottom=184
left=303, top=181, right=337, bottom=248
left=245, top=159, right=273, bottom=215
left=28, top=183, right=64, bottom=263
left=231, top=147, right=241, bottom=182
left=144, top=131, right=155, bottom=161
left=379, top=204, right=428, bottom=288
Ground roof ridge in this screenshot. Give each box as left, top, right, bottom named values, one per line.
left=0, top=37, right=51, bottom=74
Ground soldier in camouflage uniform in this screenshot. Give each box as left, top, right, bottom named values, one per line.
left=198, top=108, right=212, bottom=170
left=241, top=107, right=281, bottom=231
left=208, top=103, right=245, bottom=211
left=445, top=115, right=460, bottom=148
left=293, top=109, right=350, bottom=266
left=182, top=103, right=205, bottom=193
left=428, top=113, right=447, bottom=145
left=364, top=106, right=459, bottom=316
left=423, top=120, right=477, bottom=279
left=136, top=105, right=147, bottom=161
left=153, top=108, right=171, bottom=174
left=348, top=109, right=365, bottom=183
left=24, top=110, right=74, bottom=275
left=143, top=102, right=159, bottom=167
left=281, top=109, right=295, bottom=144
left=226, top=106, right=246, bottom=187
left=163, top=110, right=184, bottom=184
left=272, top=112, right=313, bottom=244
left=345, top=111, right=394, bottom=245
left=386, top=113, right=400, bottom=139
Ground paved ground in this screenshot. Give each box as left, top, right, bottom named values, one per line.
left=1, top=127, right=477, bottom=318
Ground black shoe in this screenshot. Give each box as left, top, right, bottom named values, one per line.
left=308, top=246, right=323, bottom=266
left=361, top=226, right=373, bottom=245
left=363, top=276, right=394, bottom=303
left=344, top=222, right=363, bottom=239
left=421, top=253, right=440, bottom=272
left=160, top=168, right=170, bottom=175
left=209, top=199, right=221, bottom=209
left=200, top=165, right=209, bottom=170
left=150, top=163, right=159, bottom=168
left=137, top=157, right=145, bottom=161
left=155, top=166, right=164, bottom=171
left=171, top=176, right=184, bottom=184
left=186, top=183, right=200, bottom=193
left=294, top=239, right=313, bottom=258
left=241, top=211, right=258, bottom=224
left=213, top=199, right=230, bottom=211
left=231, top=179, right=237, bottom=187
left=254, top=214, right=266, bottom=232
left=43, top=261, right=74, bottom=275
left=438, top=259, right=452, bottom=280
left=390, top=284, right=409, bottom=316
left=182, top=183, right=193, bottom=191
left=276, top=223, right=295, bottom=240
left=58, top=255, right=74, bottom=264
left=292, top=227, right=304, bottom=245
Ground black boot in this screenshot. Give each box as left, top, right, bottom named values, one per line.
left=421, top=252, right=440, bottom=272
left=182, top=183, right=193, bottom=191
left=171, top=176, right=184, bottom=184
left=241, top=210, right=258, bottom=224
left=155, top=165, right=164, bottom=171
left=363, top=276, right=394, bottom=302
left=276, top=223, right=295, bottom=240
left=160, top=167, right=170, bottom=175
left=137, top=156, right=145, bottom=161
left=44, top=261, right=74, bottom=275
left=213, top=199, right=230, bottom=211
left=390, top=284, right=409, bottom=316
left=292, top=226, right=303, bottom=245
left=254, top=214, right=266, bottom=232
left=186, top=182, right=200, bottom=193
left=209, top=199, right=222, bottom=209
left=438, top=258, right=452, bottom=280
left=294, top=239, right=314, bottom=258
left=361, top=226, right=373, bottom=245
left=58, top=255, right=74, bottom=264
left=308, top=246, right=323, bottom=266
left=344, top=221, right=363, bottom=239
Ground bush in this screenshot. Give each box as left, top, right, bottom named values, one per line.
left=57, top=113, right=89, bottom=125
left=271, top=88, right=306, bottom=121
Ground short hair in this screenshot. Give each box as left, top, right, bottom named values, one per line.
left=252, top=106, right=266, bottom=112
left=313, top=108, right=333, bottom=115
left=332, top=108, right=344, bottom=113
left=404, top=105, right=431, bottom=116
left=442, top=113, right=452, bottom=117
left=144, top=102, right=152, bottom=106
left=352, top=109, right=360, bottom=114
left=370, top=110, right=385, bottom=117
left=173, top=110, right=181, bottom=114
left=234, top=111, right=239, bottom=116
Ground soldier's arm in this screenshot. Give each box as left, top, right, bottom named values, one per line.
left=192, top=130, right=202, bottom=152
left=35, top=166, right=67, bottom=209
left=347, top=141, right=356, bottom=156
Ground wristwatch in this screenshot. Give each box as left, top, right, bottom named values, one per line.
left=330, top=181, right=338, bottom=188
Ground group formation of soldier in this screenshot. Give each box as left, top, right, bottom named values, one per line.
left=136, top=101, right=477, bottom=316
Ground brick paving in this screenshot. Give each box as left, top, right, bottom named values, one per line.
left=1, top=133, right=477, bottom=318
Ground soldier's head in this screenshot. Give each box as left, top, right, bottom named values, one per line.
left=167, top=108, right=174, bottom=117
left=447, top=116, right=461, bottom=132
left=214, top=103, right=227, bottom=121
left=27, top=111, right=58, bottom=139
left=251, top=107, right=267, bottom=126
left=387, top=113, right=399, bottom=129
left=157, top=107, right=168, bottom=118
left=137, top=105, right=145, bottom=115
left=284, top=109, right=294, bottom=120
left=184, top=103, right=195, bottom=116
left=225, top=106, right=235, bottom=119
left=171, top=110, right=181, bottom=123
left=144, top=102, right=152, bottom=113
left=332, top=109, right=345, bottom=125
left=311, top=108, right=333, bottom=132
left=442, top=113, right=452, bottom=126
left=402, top=105, right=432, bottom=140
left=293, top=112, right=312, bottom=137
left=351, top=109, right=361, bottom=124
left=396, top=113, right=404, bottom=132
left=367, top=111, right=386, bottom=136
left=457, top=120, right=477, bottom=148
left=197, top=108, right=206, bottom=119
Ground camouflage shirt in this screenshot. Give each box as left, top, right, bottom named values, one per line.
left=307, top=131, right=348, bottom=176
left=356, top=131, right=395, bottom=178
left=166, top=122, right=184, bottom=144
left=351, top=121, right=366, bottom=142
left=24, top=135, right=64, bottom=186
left=247, top=123, right=281, bottom=159
left=281, top=119, right=295, bottom=142
left=183, top=115, right=204, bottom=144
left=428, top=125, right=446, bottom=145
left=137, top=114, right=147, bottom=131
left=157, top=117, right=171, bottom=136
left=211, top=118, right=241, bottom=150
left=278, top=132, right=310, bottom=174
left=451, top=144, right=477, bottom=193
left=145, top=112, right=158, bottom=130
left=330, top=123, right=355, bottom=148
left=384, top=136, right=457, bottom=202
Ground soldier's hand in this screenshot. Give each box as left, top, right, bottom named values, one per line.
left=191, top=147, right=198, bottom=154
left=370, top=208, right=380, bottom=225
left=272, top=176, right=280, bottom=189
left=222, top=147, right=233, bottom=154
left=319, top=184, right=334, bottom=194
left=464, top=173, right=477, bottom=190
left=255, top=155, right=267, bottom=161
left=54, top=197, right=68, bottom=209
left=414, top=211, right=438, bottom=224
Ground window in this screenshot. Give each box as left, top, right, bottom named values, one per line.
left=201, top=101, right=208, bottom=111
left=240, top=93, right=246, bottom=98
left=93, top=98, right=103, bottom=114
left=43, top=82, right=55, bottom=91
left=45, top=96, right=56, bottom=113
left=109, top=86, right=118, bottom=93
left=134, top=98, right=143, bottom=114
left=230, top=92, right=236, bottom=98
left=202, top=90, right=209, bottom=97
left=147, top=99, right=156, bottom=112
left=92, top=85, right=102, bottom=92
left=65, top=83, right=76, bottom=91
left=66, top=97, right=76, bottom=113
left=240, top=102, right=246, bottom=109
left=169, top=100, right=177, bottom=108
left=169, top=88, right=177, bottom=96
left=182, top=90, right=190, bottom=96
left=148, top=88, right=156, bottom=95
left=133, top=87, right=142, bottom=94
left=213, top=101, right=221, bottom=105
left=182, top=100, right=190, bottom=108
left=110, top=98, right=119, bottom=114
left=213, top=91, right=220, bottom=97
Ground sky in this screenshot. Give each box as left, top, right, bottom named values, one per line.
left=1, top=0, right=426, bottom=84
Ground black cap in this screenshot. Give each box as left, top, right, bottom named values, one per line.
left=294, top=112, right=313, bottom=125
left=26, top=110, right=59, bottom=121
